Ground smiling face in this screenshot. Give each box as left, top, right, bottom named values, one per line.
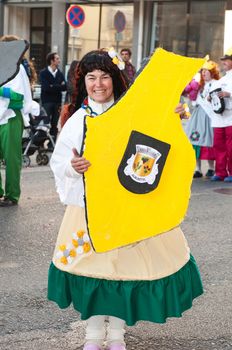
left=85, top=69, right=114, bottom=103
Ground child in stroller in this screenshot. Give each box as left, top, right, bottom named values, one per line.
left=22, top=107, right=55, bottom=166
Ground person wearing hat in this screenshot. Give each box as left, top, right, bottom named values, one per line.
left=184, top=60, right=220, bottom=178
left=209, top=47, right=232, bottom=182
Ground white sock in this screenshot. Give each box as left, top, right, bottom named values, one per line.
left=85, top=315, right=106, bottom=346
left=106, top=316, right=126, bottom=346
left=208, top=160, right=214, bottom=170
left=196, top=159, right=202, bottom=172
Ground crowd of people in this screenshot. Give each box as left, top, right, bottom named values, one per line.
left=182, top=49, right=232, bottom=182
left=0, top=35, right=231, bottom=349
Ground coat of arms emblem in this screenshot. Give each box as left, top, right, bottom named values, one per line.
left=118, top=130, right=170, bottom=194
left=124, top=144, right=161, bottom=184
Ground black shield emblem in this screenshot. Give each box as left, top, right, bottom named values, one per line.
left=209, top=88, right=225, bottom=114
left=118, top=130, right=171, bottom=194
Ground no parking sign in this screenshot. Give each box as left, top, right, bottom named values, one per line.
left=114, top=11, right=126, bottom=33
left=66, top=5, right=85, bottom=28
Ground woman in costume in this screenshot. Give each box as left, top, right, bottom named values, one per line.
left=184, top=61, right=220, bottom=178
left=0, top=35, right=39, bottom=207
left=48, top=49, right=203, bottom=350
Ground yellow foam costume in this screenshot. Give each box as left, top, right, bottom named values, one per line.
left=48, top=49, right=204, bottom=325
left=84, top=48, right=204, bottom=252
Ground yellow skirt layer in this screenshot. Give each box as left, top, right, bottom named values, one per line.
left=53, top=205, right=190, bottom=281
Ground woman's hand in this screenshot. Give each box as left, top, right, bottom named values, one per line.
left=174, top=103, right=190, bottom=119
left=175, top=103, right=185, bottom=115
left=71, top=148, right=91, bottom=174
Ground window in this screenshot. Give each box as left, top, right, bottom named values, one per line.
left=67, top=3, right=133, bottom=63
left=189, top=1, right=226, bottom=59
left=151, top=2, right=188, bottom=55
left=150, top=1, right=226, bottom=59
left=30, top=8, right=51, bottom=72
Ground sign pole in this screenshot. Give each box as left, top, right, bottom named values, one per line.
left=71, top=36, right=75, bottom=61
left=114, top=11, right=126, bottom=53
left=97, top=4, right=102, bottom=49
left=116, top=33, right=119, bottom=52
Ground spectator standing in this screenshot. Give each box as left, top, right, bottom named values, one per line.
left=120, top=48, right=136, bottom=83
left=40, top=52, right=67, bottom=144
left=0, top=35, right=39, bottom=207
left=209, top=47, right=232, bottom=182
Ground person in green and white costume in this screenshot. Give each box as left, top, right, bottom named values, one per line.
left=0, top=35, right=39, bottom=207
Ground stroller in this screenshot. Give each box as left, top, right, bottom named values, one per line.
left=22, top=107, right=55, bottom=167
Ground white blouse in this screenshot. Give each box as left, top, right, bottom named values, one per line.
left=50, top=97, right=114, bottom=206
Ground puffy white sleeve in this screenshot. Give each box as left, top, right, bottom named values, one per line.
left=5, top=65, right=39, bottom=125
left=50, top=113, right=86, bottom=206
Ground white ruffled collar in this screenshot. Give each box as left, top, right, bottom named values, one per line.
left=87, top=96, right=114, bottom=115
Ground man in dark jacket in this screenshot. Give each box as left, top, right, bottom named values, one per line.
left=40, top=52, right=66, bottom=143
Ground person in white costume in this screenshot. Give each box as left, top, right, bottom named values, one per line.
left=48, top=49, right=203, bottom=350
left=209, top=47, right=232, bottom=182
left=0, top=35, right=39, bottom=207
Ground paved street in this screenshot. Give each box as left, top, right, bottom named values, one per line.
left=0, top=163, right=232, bottom=350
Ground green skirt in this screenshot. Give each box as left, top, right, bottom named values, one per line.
left=48, top=254, right=203, bottom=326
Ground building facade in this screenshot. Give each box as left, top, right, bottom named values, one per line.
left=1, top=0, right=232, bottom=73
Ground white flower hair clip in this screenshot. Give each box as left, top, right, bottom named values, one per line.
left=108, top=47, right=125, bottom=70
